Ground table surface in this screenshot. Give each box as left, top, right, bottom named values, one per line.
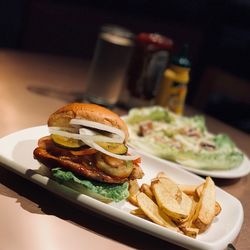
left=0, top=49, right=249, bottom=250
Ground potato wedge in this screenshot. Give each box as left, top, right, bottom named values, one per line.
left=156, top=172, right=168, bottom=178
left=130, top=207, right=145, bottom=216
left=180, top=227, right=199, bottom=238
left=178, top=184, right=197, bottom=196
left=151, top=177, right=192, bottom=223
left=137, top=192, right=181, bottom=232
left=179, top=197, right=198, bottom=228
left=130, top=208, right=148, bottom=219
left=192, top=177, right=216, bottom=233
left=196, top=182, right=221, bottom=216
left=127, top=179, right=140, bottom=206
left=128, top=172, right=219, bottom=238
left=195, top=183, right=204, bottom=197
left=140, top=183, right=155, bottom=201
left=178, top=197, right=200, bottom=238
left=214, top=202, right=222, bottom=216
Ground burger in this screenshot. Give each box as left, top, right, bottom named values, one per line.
left=33, top=103, right=144, bottom=203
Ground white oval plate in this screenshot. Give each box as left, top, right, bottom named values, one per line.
left=0, top=126, right=244, bottom=250
left=129, top=146, right=250, bottom=179
left=123, top=115, right=250, bottom=179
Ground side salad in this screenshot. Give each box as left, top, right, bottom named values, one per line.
left=124, top=106, right=244, bottom=170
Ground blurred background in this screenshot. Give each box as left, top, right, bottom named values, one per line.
left=0, top=0, right=249, bottom=133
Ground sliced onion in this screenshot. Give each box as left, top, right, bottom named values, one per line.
left=49, top=124, right=140, bottom=161
left=70, top=119, right=125, bottom=142
left=83, top=135, right=122, bottom=143
left=49, top=126, right=78, bottom=133
left=49, top=127, right=120, bottom=144
left=79, top=127, right=97, bottom=136
left=79, top=128, right=122, bottom=143
left=49, top=127, right=83, bottom=140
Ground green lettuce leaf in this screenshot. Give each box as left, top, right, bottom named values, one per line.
left=126, top=106, right=244, bottom=170
left=130, top=136, right=243, bottom=170
left=213, top=134, right=235, bottom=151
left=51, top=168, right=129, bottom=202
left=187, top=115, right=206, bottom=133
left=126, top=106, right=173, bottom=124
left=175, top=150, right=244, bottom=170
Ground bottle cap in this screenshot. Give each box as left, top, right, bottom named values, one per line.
left=136, top=33, right=173, bottom=50
left=172, top=43, right=191, bottom=67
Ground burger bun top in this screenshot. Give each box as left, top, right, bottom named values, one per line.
left=48, top=103, right=129, bottom=141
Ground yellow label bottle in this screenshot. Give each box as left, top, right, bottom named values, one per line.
left=155, top=44, right=191, bottom=115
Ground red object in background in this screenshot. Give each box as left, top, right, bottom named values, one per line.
left=127, top=33, right=173, bottom=99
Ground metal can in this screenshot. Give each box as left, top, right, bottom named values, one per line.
left=126, top=33, right=173, bottom=99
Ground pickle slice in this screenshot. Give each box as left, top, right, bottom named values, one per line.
left=51, top=134, right=84, bottom=149
left=96, top=142, right=128, bottom=155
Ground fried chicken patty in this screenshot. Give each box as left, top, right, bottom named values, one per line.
left=33, top=136, right=143, bottom=184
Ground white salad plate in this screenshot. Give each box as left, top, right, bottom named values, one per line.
left=0, top=126, right=244, bottom=250
left=129, top=147, right=250, bottom=179
left=121, top=115, right=250, bottom=179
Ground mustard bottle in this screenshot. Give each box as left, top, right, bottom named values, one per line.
left=155, top=44, right=191, bottom=115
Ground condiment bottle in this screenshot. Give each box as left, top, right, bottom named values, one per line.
left=126, top=33, right=173, bottom=100
left=155, top=44, right=191, bottom=115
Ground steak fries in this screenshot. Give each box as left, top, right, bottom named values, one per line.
left=127, top=173, right=220, bottom=238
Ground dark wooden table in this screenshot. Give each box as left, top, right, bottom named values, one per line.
left=0, top=49, right=249, bottom=250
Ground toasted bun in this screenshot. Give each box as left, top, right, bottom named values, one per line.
left=48, top=103, right=129, bottom=141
